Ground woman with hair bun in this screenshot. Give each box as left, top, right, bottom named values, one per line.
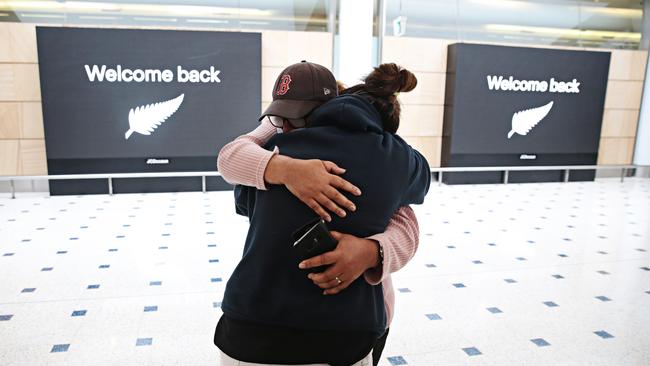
left=341, top=63, right=418, bottom=134
left=216, top=62, right=430, bottom=366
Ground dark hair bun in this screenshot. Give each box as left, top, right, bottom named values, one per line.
left=363, top=63, right=417, bottom=96
left=397, top=68, right=417, bottom=93
left=340, top=63, right=416, bottom=134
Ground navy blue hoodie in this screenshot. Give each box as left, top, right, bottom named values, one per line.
left=221, top=95, right=431, bottom=336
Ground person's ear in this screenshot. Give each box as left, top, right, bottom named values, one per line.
left=282, top=124, right=294, bottom=133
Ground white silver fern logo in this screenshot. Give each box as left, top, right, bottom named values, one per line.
left=507, top=101, right=553, bottom=139
left=124, top=94, right=185, bottom=139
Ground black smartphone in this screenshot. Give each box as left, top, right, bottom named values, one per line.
left=291, top=218, right=338, bottom=273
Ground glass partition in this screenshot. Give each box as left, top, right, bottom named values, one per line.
left=0, top=0, right=332, bottom=32
left=384, top=0, right=643, bottom=50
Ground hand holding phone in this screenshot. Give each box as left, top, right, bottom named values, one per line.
left=291, top=218, right=338, bottom=273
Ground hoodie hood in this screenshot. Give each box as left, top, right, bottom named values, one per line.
left=308, top=94, right=384, bottom=134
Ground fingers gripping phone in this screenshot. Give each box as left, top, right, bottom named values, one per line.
left=292, top=218, right=338, bottom=273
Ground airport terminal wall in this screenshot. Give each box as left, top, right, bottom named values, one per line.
left=0, top=23, right=646, bottom=191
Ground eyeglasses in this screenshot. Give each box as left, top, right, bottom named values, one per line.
left=266, top=115, right=307, bottom=129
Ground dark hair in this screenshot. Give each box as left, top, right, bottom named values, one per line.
left=342, top=63, right=417, bottom=133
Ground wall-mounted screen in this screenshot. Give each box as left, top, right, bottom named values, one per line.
left=36, top=27, right=261, bottom=194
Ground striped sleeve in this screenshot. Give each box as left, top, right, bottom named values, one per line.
left=364, top=205, right=420, bottom=285
left=382, top=275, right=395, bottom=326
left=216, top=121, right=279, bottom=190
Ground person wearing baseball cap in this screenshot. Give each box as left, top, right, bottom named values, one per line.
left=260, top=60, right=339, bottom=133
left=220, top=61, right=360, bottom=220
left=215, top=62, right=429, bottom=365
left=264, top=60, right=337, bottom=117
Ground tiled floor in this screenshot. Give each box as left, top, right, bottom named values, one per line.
left=1, top=178, right=649, bottom=366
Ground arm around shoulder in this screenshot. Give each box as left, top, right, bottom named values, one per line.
left=217, top=121, right=278, bottom=190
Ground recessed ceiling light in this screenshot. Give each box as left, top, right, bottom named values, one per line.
left=239, top=20, right=269, bottom=25
left=133, top=16, right=177, bottom=22
left=186, top=19, right=229, bottom=24
left=467, top=0, right=530, bottom=8
left=484, top=24, right=641, bottom=41
left=3, top=2, right=271, bottom=17
left=79, top=15, right=118, bottom=20
left=19, top=12, right=65, bottom=19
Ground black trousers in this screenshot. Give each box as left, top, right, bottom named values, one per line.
left=372, top=328, right=389, bottom=366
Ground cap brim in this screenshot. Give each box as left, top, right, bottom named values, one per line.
left=259, top=99, right=323, bottom=120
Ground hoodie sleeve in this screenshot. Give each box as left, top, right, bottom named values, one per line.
left=234, top=184, right=256, bottom=217
left=400, top=146, right=431, bottom=206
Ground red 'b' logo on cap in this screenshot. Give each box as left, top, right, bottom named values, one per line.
left=276, top=74, right=292, bottom=96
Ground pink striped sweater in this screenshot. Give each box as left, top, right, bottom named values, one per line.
left=217, top=121, right=420, bottom=326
